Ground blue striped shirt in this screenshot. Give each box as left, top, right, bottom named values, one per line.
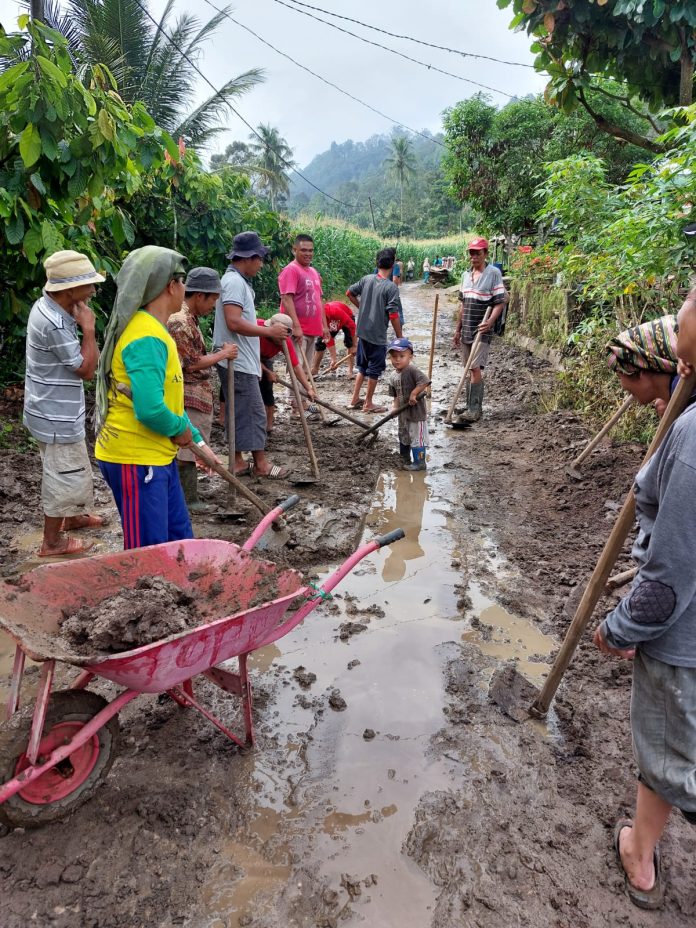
left=23, top=293, right=85, bottom=443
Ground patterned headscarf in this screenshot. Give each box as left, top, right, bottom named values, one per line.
left=606, top=315, right=678, bottom=376
left=95, top=246, right=187, bottom=430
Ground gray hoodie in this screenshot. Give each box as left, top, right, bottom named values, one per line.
left=601, top=402, right=696, bottom=666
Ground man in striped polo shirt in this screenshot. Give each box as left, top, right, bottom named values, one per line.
left=24, top=250, right=106, bottom=556
left=452, top=237, right=507, bottom=424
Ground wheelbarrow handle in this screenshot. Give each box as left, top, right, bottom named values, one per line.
left=279, top=494, right=301, bottom=512
left=242, top=495, right=300, bottom=551
left=375, top=528, right=406, bottom=547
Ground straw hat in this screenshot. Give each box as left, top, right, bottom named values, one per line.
left=44, top=250, right=105, bottom=292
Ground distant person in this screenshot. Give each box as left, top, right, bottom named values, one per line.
left=346, top=248, right=403, bottom=412
left=422, top=257, right=430, bottom=282
left=24, top=250, right=105, bottom=557
left=279, top=233, right=329, bottom=374
left=433, top=255, right=443, bottom=267
left=214, top=232, right=291, bottom=479
left=452, top=237, right=507, bottom=425
left=406, top=258, right=415, bottom=281
left=393, top=258, right=402, bottom=286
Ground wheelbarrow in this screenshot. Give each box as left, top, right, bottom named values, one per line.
left=0, top=501, right=405, bottom=830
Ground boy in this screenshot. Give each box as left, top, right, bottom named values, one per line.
left=387, top=337, right=429, bottom=471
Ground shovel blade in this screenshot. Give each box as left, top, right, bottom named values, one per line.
left=488, top=662, right=540, bottom=722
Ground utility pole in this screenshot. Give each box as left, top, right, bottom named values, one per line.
left=368, top=196, right=377, bottom=233
left=30, top=0, right=44, bottom=22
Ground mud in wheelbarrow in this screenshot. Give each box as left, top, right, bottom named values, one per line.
left=0, top=526, right=405, bottom=830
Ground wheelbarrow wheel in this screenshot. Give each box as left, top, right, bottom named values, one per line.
left=0, top=690, right=119, bottom=830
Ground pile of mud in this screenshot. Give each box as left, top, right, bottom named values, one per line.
left=60, top=576, right=200, bottom=654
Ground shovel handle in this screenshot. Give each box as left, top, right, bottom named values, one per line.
left=356, top=383, right=431, bottom=443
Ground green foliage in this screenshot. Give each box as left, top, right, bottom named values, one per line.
left=0, top=17, right=172, bottom=384
left=442, top=90, right=647, bottom=237
left=246, top=124, right=295, bottom=211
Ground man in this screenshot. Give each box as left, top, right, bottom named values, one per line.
left=214, top=232, right=290, bottom=479
left=594, top=287, right=696, bottom=912
left=452, top=237, right=507, bottom=425
left=24, top=250, right=105, bottom=557
left=393, top=257, right=402, bottom=286
left=167, top=267, right=238, bottom=511
left=406, top=258, right=415, bottom=281
left=346, top=248, right=403, bottom=413
left=310, top=300, right=357, bottom=378
left=279, top=233, right=329, bottom=374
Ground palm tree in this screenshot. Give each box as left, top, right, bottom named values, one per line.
left=384, top=136, right=417, bottom=231
left=247, top=124, right=295, bottom=210
left=39, top=0, right=264, bottom=147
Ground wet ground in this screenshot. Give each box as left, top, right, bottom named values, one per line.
left=2, top=283, right=696, bottom=926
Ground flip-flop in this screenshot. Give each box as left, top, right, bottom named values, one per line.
left=253, top=464, right=290, bottom=480
left=38, top=535, right=93, bottom=558
left=346, top=400, right=363, bottom=410
left=363, top=405, right=387, bottom=413
left=61, top=514, right=107, bottom=531
left=613, top=819, right=664, bottom=910
left=234, top=463, right=253, bottom=477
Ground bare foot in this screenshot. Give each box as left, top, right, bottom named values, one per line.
left=618, top=825, right=656, bottom=892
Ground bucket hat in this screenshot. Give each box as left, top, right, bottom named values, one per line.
left=226, top=231, right=270, bottom=261
left=44, top=250, right=105, bottom=292
left=185, top=267, right=222, bottom=293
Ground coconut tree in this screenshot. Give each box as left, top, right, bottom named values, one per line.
left=38, top=0, right=264, bottom=147
left=384, top=136, right=417, bottom=231
left=247, top=123, right=295, bottom=210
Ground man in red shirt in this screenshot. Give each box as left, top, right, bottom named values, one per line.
left=258, top=314, right=316, bottom=433
left=311, top=301, right=357, bottom=378
left=278, top=234, right=330, bottom=374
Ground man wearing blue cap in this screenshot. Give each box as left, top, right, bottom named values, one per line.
left=387, top=336, right=429, bottom=471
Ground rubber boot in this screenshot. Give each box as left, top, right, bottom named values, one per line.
left=457, top=382, right=484, bottom=424
left=455, top=382, right=470, bottom=417
left=399, top=442, right=412, bottom=466
left=405, top=447, right=426, bottom=471
left=178, top=461, right=210, bottom=513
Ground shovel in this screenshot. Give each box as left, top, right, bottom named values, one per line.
left=316, top=352, right=353, bottom=380
left=356, top=382, right=431, bottom=445
left=445, top=307, right=492, bottom=426
left=225, top=360, right=237, bottom=510
left=274, top=376, right=361, bottom=429
left=281, top=341, right=320, bottom=486
left=565, top=395, right=635, bottom=479
left=489, top=372, right=696, bottom=721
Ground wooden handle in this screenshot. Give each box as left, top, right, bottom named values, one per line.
left=356, top=383, right=431, bottom=443
left=298, top=343, right=327, bottom=422
left=189, top=444, right=270, bottom=516
left=445, top=307, right=491, bottom=423
left=571, top=395, right=635, bottom=469
left=282, top=342, right=320, bottom=478
left=532, top=372, right=696, bottom=716
left=427, top=293, right=439, bottom=384
left=273, top=376, right=370, bottom=430
left=226, top=361, right=236, bottom=506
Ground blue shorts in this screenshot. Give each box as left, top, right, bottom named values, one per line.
left=98, top=460, right=193, bottom=550
left=356, top=340, right=387, bottom=380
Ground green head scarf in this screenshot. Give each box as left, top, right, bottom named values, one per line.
left=95, top=245, right=187, bottom=431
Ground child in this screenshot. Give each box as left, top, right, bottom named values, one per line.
left=387, top=337, right=429, bottom=471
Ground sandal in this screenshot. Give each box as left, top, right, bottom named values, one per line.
left=39, top=535, right=93, bottom=558
left=613, top=819, right=664, bottom=910
left=234, top=462, right=253, bottom=477
left=253, top=464, right=290, bottom=480
left=61, top=514, right=107, bottom=531
left=363, top=405, right=387, bottom=413
left=346, top=400, right=363, bottom=410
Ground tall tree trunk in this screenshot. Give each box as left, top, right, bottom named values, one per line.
left=679, top=28, right=694, bottom=106
left=400, top=175, right=404, bottom=232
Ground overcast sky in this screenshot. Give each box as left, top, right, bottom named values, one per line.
left=1, top=0, right=547, bottom=165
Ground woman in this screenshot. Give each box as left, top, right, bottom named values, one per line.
left=594, top=287, right=696, bottom=911
left=95, top=246, right=217, bottom=549
left=607, top=315, right=680, bottom=417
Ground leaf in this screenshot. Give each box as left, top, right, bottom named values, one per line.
left=36, top=55, right=68, bottom=89
left=29, top=172, right=46, bottom=195
left=6, top=213, right=25, bottom=246
left=40, top=219, right=63, bottom=254
left=544, top=12, right=556, bottom=33
left=39, top=128, right=59, bottom=162
left=522, top=0, right=537, bottom=12
left=19, top=124, right=41, bottom=169
left=23, top=226, right=44, bottom=264
left=98, top=109, right=115, bottom=142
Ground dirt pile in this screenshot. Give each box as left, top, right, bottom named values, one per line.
left=60, top=576, right=199, bottom=653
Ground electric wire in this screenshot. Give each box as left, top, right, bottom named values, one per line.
left=131, top=0, right=360, bottom=209
left=269, top=0, right=516, bottom=99
left=200, top=0, right=445, bottom=149
left=283, top=0, right=534, bottom=69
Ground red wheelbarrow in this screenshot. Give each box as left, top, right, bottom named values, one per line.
left=0, top=498, right=404, bottom=830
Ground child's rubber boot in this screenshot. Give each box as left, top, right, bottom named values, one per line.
left=405, top=447, right=426, bottom=471
left=399, top=442, right=412, bottom=466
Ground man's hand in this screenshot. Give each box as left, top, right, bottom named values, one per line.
left=268, top=323, right=289, bottom=340
left=477, top=318, right=494, bottom=335
left=195, top=444, right=222, bottom=474
left=593, top=625, right=635, bottom=660
left=322, top=322, right=330, bottom=341
left=72, top=301, right=96, bottom=332
left=349, top=346, right=357, bottom=356
left=268, top=371, right=279, bottom=384
left=220, top=342, right=238, bottom=361
left=308, top=388, right=318, bottom=402
left=173, top=427, right=193, bottom=447
left=678, top=358, right=694, bottom=379
left=453, top=329, right=462, bottom=348
left=292, top=322, right=303, bottom=339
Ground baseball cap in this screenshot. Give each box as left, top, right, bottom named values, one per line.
left=264, top=313, right=293, bottom=329
left=388, top=337, right=414, bottom=353
left=184, top=266, right=221, bottom=293
left=468, top=237, right=489, bottom=251
left=226, top=231, right=270, bottom=261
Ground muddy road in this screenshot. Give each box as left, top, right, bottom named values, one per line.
left=1, top=282, right=695, bottom=927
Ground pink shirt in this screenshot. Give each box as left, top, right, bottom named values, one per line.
left=278, top=261, right=324, bottom=337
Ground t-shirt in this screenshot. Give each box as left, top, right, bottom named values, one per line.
left=324, top=302, right=356, bottom=338
left=23, top=293, right=85, bottom=444
left=278, top=261, right=324, bottom=337
left=347, top=275, right=402, bottom=346
left=95, top=310, right=200, bottom=466
left=167, top=303, right=213, bottom=415
left=256, top=319, right=299, bottom=365
left=393, top=262, right=402, bottom=276
left=458, top=264, right=506, bottom=345
left=387, top=363, right=429, bottom=423
left=214, top=267, right=260, bottom=377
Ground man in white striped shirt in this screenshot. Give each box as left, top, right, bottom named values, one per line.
left=24, top=250, right=105, bottom=556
